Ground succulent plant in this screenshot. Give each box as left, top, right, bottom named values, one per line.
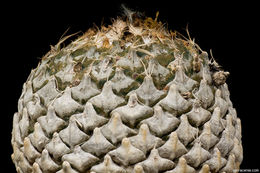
left=11, top=8, right=242, bottom=173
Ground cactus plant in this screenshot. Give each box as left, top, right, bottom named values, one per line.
left=11, top=8, right=242, bottom=173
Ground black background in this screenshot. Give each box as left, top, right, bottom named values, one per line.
left=2, top=0, right=259, bottom=172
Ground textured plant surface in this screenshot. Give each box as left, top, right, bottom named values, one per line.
left=11, top=9, right=242, bottom=173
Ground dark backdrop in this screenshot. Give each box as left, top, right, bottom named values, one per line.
left=2, top=1, right=259, bottom=172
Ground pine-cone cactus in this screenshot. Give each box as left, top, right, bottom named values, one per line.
left=11, top=8, right=242, bottom=173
